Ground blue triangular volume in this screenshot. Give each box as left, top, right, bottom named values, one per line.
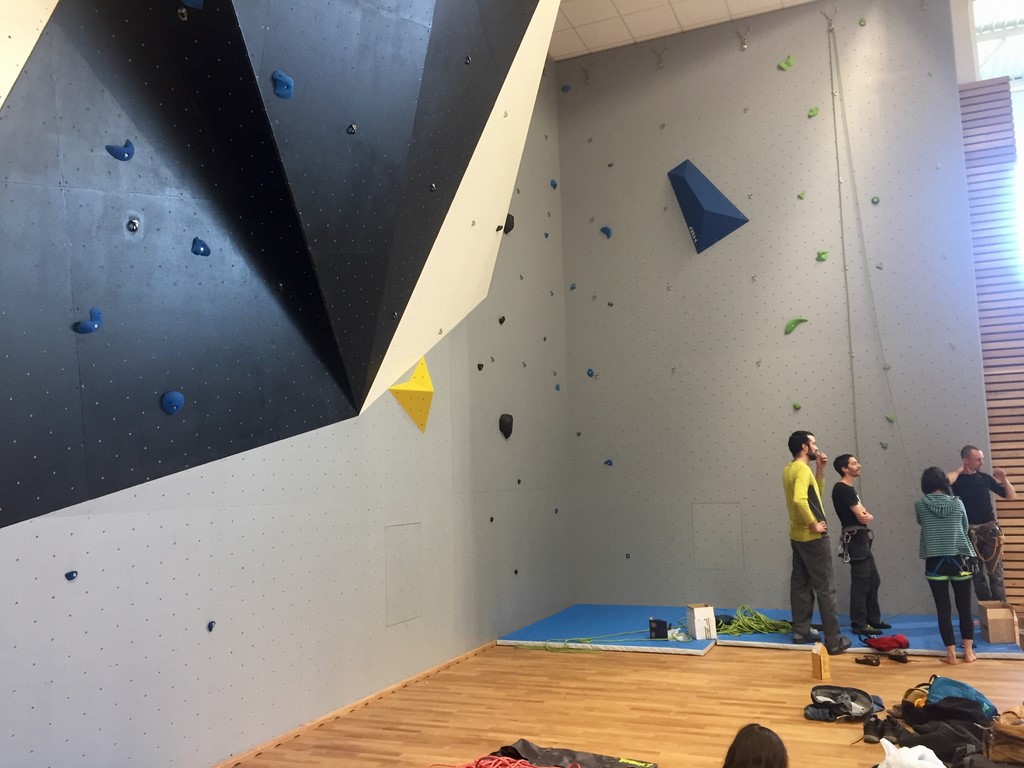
left=667, top=159, right=749, bottom=253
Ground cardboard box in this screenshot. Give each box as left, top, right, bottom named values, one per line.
left=979, top=601, right=1021, bottom=646
left=811, top=642, right=831, bottom=680
left=686, top=603, right=717, bottom=640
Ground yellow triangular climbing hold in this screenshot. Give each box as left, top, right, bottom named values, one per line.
left=389, top=358, right=434, bottom=432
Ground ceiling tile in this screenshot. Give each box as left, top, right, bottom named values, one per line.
left=575, top=16, right=634, bottom=49
left=671, top=0, right=729, bottom=29
left=612, top=0, right=672, bottom=14
left=548, top=27, right=589, bottom=59
left=725, top=0, right=782, bottom=17
left=553, top=9, right=571, bottom=32
left=560, top=0, right=620, bottom=27
left=623, top=6, right=681, bottom=41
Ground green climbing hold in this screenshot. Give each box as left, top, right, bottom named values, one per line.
left=871, top=196, right=880, bottom=205
left=808, top=106, right=819, bottom=118
left=886, top=414, right=895, bottom=423
left=816, top=250, right=828, bottom=262
left=778, top=55, right=795, bottom=71
left=876, top=263, right=884, bottom=270
left=859, top=17, right=866, bottom=26
left=883, top=363, right=892, bottom=371
left=784, top=317, right=808, bottom=335
left=880, top=442, right=889, bottom=450
left=797, top=191, right=806, bottom=200
left=793, top=403, right=802, bottom=411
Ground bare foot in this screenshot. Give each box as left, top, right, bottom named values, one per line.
left=941, top=654, right=958, bottom=665
left=964, top=650, right=977, bottom=663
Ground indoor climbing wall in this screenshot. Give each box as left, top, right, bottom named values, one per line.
left=0, top=0, right=569, bottom=766
left=0, top=0, right=554, bottom=528
left=556, top=0, right=990, bottom=616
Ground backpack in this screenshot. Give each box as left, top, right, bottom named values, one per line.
left=989, top=705, right=1024, bottom=765
left=926, top=675, right=998, bottom=721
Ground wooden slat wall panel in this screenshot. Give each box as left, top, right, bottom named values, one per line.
left=960, top=77, right=1024, bottom=608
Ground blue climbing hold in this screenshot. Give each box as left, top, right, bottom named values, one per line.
left=181, top=0, right=204, bottom=8
left=272, top=70, right=294, bottom=99
left=207, top=620, right=216, bottom=632
left=570, top=283, right=576, bottom=290
left=550, top=179, right=558, bottom=189
left=191, top=237, right=211, bottom=256
left=561, top=84, right=571, bottom=93
left=74, top=307, right=103, bottom=334
left=161, top=390, right=185, bottom=415
left=586, top=369, right=594, bottom=378
left=105, top=139, right=134, bottom=161
left=604, top=459, right=614, bottom=466
left=554, top=383, right=560, bottom=391
left=65, top=570, right=78, bottom=581
left=600, top=226, right=612, bottom=239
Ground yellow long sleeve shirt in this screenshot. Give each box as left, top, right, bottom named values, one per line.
left=783, top=459, right=827, bottom=542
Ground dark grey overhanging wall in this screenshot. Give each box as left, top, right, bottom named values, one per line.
left=0, top=0, right=539, bottom=529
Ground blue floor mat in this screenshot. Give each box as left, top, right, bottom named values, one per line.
left=499, top=604, right=1023, bottom=659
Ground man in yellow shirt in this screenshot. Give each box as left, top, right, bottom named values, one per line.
left=783, top=430, right=851, bottom=654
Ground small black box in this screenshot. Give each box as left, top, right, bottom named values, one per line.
left=649, top=617, right=668, bottom=639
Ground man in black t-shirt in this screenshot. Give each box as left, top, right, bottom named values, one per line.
left=947, top=445, right=1017, bottom=602
left=832, top=454, right=890, bottom=635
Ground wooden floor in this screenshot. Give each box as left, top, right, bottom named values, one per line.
left=221, top=643, right=1024, bottom=768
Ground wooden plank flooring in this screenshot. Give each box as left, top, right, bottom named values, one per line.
left=218, top=643, right=1024, bottom=768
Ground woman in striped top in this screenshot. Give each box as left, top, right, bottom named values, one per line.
left=915, top=466, right=978, bottom=664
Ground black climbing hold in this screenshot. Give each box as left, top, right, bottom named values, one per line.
left=570, top=283, right=576, bottom=290
left=105, top=139, right=134, bottom=161
left=561, top=84, right=571, bottom=92
left=206, top=620, right=216, bottom=632
left=498, top=413, right=513, bottom=439
left=604, top=459, right=613, bottom=466
left=126, top=217, right=139, bottom=232
left=607, top=302, right=613, bottom=307
left=503, top=213, right=515, bottom=234
left=514, top=569, right=519, bottom=574
left=346, top=124, right=357, bottom=135
left=554, top=508, right=558, bottom=514
left=489, top=516, right=494, bottom=522
left=65, top=570, right=78, bottom=581
left=271, top=70, right=294, bottom=99
left=495, top=224, right=503, bottom=232
left=477, top=363, right=484, bottom=371
left=517, top=479, right=521, bottom=485
left=544, top=232, right=549, bottom=238
left=576, top=432, right=581, bottom=437
left=498, top=316, right=505, bottom=325
left=74, top=307, right=103, bottom=334
left=586, top=368, right=594, bottom=378
left=625, top=553, right=630, bottom=559
left=465, top=55, right=472, bottom=65
left=161, top=390, right=185, bottom=415
left=191, top=237, right=210, bottom=256
left=554, top=384, right=560, bottom=391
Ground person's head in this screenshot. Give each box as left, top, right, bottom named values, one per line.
left=788, top=431, right=818, bottom=460
left=833, top=454, right=860, bottom=479
left=722, top=723, right=788, bottom=768
left=921, top=466, right=953, bottom=496
left=961, top=445, right=984, bottom=473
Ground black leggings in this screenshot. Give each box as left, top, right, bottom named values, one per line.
left=927, top=577, right=975, bottom=647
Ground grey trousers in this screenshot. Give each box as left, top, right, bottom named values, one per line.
left=790, top=536, right=842, bottom=644
left=972, top=532, right=1006, bottom=602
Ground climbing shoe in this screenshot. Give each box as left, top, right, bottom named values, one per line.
left=855, top=655, right=880, bottom=666
left=852, top=624, right=883, bottom=636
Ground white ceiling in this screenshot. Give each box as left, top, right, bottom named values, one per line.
left=549, top=0, right=825, bottom=61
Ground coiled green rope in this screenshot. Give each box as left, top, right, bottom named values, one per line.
left=714, top=605, right=793, bottom=636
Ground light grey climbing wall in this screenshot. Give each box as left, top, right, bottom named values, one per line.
left=556, top=0, right=989, bottom=619
left=0, top=75, right=570, bottom=768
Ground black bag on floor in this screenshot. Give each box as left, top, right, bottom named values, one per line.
left=803, top=685, right=874, bottom=722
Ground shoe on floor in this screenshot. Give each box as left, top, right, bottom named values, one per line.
left=872, top=620, right=892, bottom=629
left=855, top=655, right=880, bottom=666
left=852, top=624, right=883, bottom=636
left=826, top=635, right=852, bottom=655
left=863, top=714, right=884, bottom=744
left=792, top=630, right=820, bottom=644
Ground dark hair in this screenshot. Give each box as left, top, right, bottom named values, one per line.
left=722, top=723, right=788, bottom=768
left=921, top=466, right=952, bottom=495
left=833, top=454, right=854, bottom=476
left=787, top=431, right=813, bottom=458
left=961, top=445, right=980, bottom=459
